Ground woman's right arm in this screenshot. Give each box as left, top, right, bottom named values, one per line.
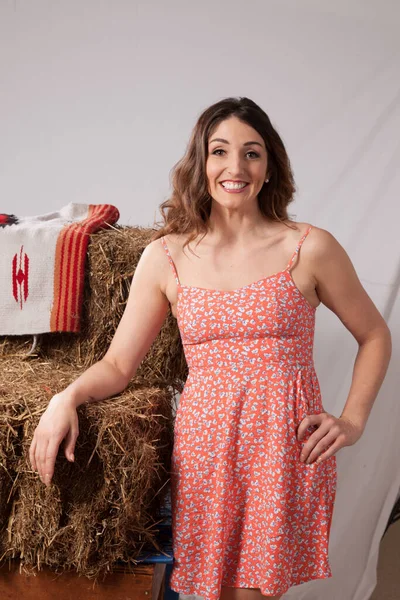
left=29, top=238, right=171, bottom=486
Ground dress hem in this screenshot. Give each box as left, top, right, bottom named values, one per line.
left=170, top=570, right=334, bottom=599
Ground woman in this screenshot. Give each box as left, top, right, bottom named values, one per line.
left=30, top=97, right=392, bottom=600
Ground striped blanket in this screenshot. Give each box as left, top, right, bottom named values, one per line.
left=0, top=203, right=119, bottom=335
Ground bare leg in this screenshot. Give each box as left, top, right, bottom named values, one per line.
left=219, top=586, right=283, bottom=600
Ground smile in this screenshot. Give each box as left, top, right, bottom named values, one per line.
left=220, top=182, right=249, bottom=193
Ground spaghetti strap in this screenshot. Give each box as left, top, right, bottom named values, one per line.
left=285, top=225, right=313, bottom=272
left=160, top=236, right=181, bottom=287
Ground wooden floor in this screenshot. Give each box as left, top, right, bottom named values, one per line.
left=0, top=561, right=166, bottom=600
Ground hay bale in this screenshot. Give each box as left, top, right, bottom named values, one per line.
left=0, top=358, right=174, bottom=578
left=0, top=226, right=188, bottom=393
left=0, top=225, right=184, bottom=576
left=43, top=225, right=188, bottom=392
left=0, top=394, right=25, bottom=557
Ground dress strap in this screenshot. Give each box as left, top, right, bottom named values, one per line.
left=160, top=236, right=181, bottom=286
left=285, top=225, right=313, bottom=271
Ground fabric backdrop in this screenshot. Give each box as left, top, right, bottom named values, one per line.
left=1, top=1, right=399, bottom=598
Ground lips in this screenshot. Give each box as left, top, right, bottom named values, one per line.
left=219, top=182, right=249, bottom=193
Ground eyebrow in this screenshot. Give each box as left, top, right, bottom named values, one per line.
left=209, top=137, right=264, bottom=148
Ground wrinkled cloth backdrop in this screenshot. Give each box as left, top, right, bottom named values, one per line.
left=1, top=1, right=399, bottom=598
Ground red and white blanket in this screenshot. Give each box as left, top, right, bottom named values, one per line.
left=0, top=203, right=119, bottom=335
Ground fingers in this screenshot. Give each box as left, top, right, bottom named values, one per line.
left=32, top=436, right=63, bottom=486
left=298, top=413, right=334, bottom=464
left=29, top=436, right=37, bottom=471
left=42, top=439, right=60, bottom=486
left=28, top=399, right=80, bottom=487
left=298, top=412, right=345, bottom=465
left=297, top=413, right=325, bottom=440
left=30, top=429, right=65, bottom=486
left=64, top=426, right=79, bottom=462
left=315, top=439, right=342, bottom=464
left=302, top=431, right=337, bottom=464
left=37, top=438, right=49, bottom=485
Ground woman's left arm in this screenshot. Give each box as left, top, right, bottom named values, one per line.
left=297, top=227, right=392, bottom=465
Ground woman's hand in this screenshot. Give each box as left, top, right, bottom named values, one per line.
left=29, top=393, right=80, bottom=487
left=297, top=413, right=363, bottom=465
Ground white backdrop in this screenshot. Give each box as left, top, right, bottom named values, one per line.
left=1, top=1, right=399, bottom=598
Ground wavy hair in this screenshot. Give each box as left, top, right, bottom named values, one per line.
left=151, top=97, right=296, bottom=249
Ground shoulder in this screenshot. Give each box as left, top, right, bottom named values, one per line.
left=305, top=224, right=347, bottom=263
left=300, top=226, right=386, bottom=339
left=163, top=232, right=193, bottom=246
left=144, top=232, right=188, bottom=252
left=288, top=223, right=351, bottom=282
left=281, top=220, right=320, bottom=253
left=134, top=237, right=177, bottom=297
left=142, top=236, right=165, bottom=258
left=302, top=225, right=359, bottom=294
left=286, top=221, right=335, bottom=243
left=158, top=232, right=198, bottom=258
left=138, top=236, right=172, bottom=277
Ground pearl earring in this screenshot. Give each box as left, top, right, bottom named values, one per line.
left=265, top=178, right=269, bottom=183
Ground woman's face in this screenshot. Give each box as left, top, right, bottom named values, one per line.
left=205, top=116, right=268, bottom=208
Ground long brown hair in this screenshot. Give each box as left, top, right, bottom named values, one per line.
left=151, top=97, right=297, bottom=249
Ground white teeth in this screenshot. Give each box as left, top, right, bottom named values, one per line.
left=221, top=182, right=247, bottom=189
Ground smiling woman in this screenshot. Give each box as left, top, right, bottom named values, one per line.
left=146, top=97, right=391, bottom=599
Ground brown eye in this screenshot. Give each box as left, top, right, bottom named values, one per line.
left=211, top=149, right=225, bottom=155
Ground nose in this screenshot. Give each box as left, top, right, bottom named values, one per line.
left=226, top=153, right=246, bottom=177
